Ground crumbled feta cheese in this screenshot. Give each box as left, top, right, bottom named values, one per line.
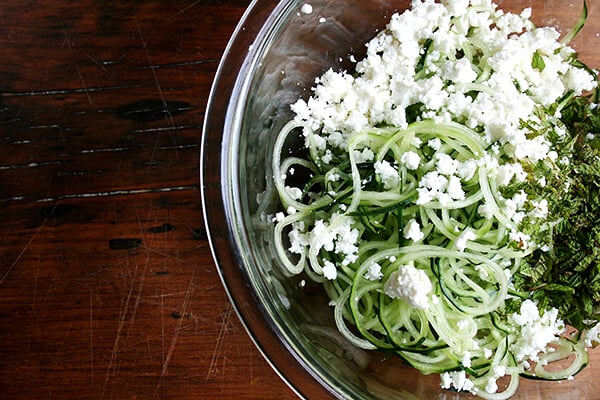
left=364, top=263, right=383, bottom=281
left=384, top=263, right=432, bottom=309
left=447, top=175, right=465, bottom=200
left=417, top=171, right=450, bottom=205
left=456, top=159, right=478, bottom=181
left=285, top=186, right=302, bottom=200
left=440, top=370, right=475, bottom=393
left=321, top=149, right=333, bottom=164
left=400, top=150, right=421, bottom=170
left=435, top=153, right=459, bottom=175
left=428, top=138, right=442, bottom=150
left=485, top=378, right=498, bottom=394
left=322, top=260, right=337, bottom=280
left=455, top=227, right=476, bottom=252
left=374, top=160, right=400, bottom=189
left=353, top=147, right=375, bottom=163
left=528, top=199, right=548, bottom=220
left=443, top=58, right=477, bottom=83
left=477, top=202, right=494, bottom=219
left=327, top=172, right=340, bottom=182
left=462, top=351, right=472, bottom=368
left=584, top=322, right=600, bottom=347
left=403, top=219, right=424, bottom=242
left=273, top=212, right=285, bottom=223
left=497, top=163, right=526, bottom=186
left=510, top=300, right=564, bottom=363
left=484, top=348, right=493, bottom=359
left=300, top=3, right=313, bottom=14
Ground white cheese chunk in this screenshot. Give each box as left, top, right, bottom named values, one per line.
left=384, top=263, right=432, bottom=309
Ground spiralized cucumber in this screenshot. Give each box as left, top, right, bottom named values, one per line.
left=268, top=1, right=599, bottom=398
left=271, top=119, right=554, bottom=398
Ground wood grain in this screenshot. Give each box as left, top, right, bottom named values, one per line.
left=0, top=1, right=297, bottom=399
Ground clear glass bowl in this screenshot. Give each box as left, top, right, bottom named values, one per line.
left=201, top=1, right=600, bottom=399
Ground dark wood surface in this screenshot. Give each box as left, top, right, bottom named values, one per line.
left=0, top=1, right=297, bottom=399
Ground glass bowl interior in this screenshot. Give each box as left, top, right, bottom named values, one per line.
left=201, top=1, right=600, bottom=399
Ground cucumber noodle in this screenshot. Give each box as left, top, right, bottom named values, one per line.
left=269, top=1, right=594, bottom=398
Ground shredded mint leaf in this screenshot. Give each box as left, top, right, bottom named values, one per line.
left=514, top=90, right=600, bottom=331
left=532, top=51, right=546, bottom=71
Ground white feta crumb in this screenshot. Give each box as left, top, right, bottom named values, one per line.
left=327, top=172, right=340, bottom=182
left=321, top=149, right=333, bottom=164
left=353, top=147, right=375, bottom=163
left=485, top=378, right=498, bottom=394
left=364, top=263, right=383, bottom=281
left=528, top=199, right=548, bottom=220
left=455, top=228, right=476, bottom=252
left=374, top=160, right=399, bottom=189
left=462, top=351, right=472, bottom=368
left=510, top=300, right=564, bottom=362
left=440, top=371, right=452, bottom=389
left=447, top=175, right=465, bottom=200
left=435, top=153, right=459, bottom=176
left=456, top=159, right=478, bottom=181
left=584, top=322, right=600, bottom=347
left=400, top=150, right=421, bottom=170
left=440, top=370, right=475, bottom=393
left=300, top=3, right=313, bottom=14
left=428, top=138, right=442, bottom=150
left=384, top=263, right=432, bottom=309
left=273, top=212, right=285, bottom=223
left=288, top=225, right=308, bottom=254
left=484, top=348, right=493, bottom=359
left=285, top=186, right=303, bottom=200
left=477, top=203, right=494, bottom=219
left=403, top=219, right=424, bottom=242
left=322, top=260, right=337, bottom=280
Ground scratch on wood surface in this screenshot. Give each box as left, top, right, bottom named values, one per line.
left=155, top=268, right=196, bottom=394
left=169, top=0, right=204, bottom=20
left=0, top=211, right=49, bottom=285
left=30, top=256, right=40, bottom=311
left=103, top=262, right=138, bottom=395
left=102, top=209, right=163, bottom=394
left=66, top=38, right=94, bottom=104
left=64, top=21, right=93, bottom=104
left=135, top=18, right=181, bottom=165
left=205, top=304, right=235, bottom=382
left=103, top=253, right=149, bottom=395
left=136, top=20, right=166, bottom=126
left=90, top=288, right=95, bottom=388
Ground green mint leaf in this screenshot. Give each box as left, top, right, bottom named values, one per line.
left=532, top=51, right=546, bottom=71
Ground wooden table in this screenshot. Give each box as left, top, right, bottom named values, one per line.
left=0, top=1, right=296, bottom=398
